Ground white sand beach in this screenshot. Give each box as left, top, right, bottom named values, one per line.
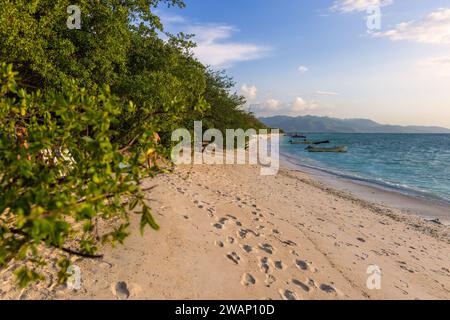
left=1, top=162, right=449, bottom=300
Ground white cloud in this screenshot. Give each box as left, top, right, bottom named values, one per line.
left=292, top=97, right=319, bottom=112
left=250, top=97, right=323, bottom=117
left=292, top=97, right=306, bottom=109
left=373, top=8, right=450, bottom=44
left=159, top=13, right=187, bottom=25
left=418, top=56, right=450, bottom=76
left=265, top=99, right=282, bottom=110
left=240, top=84, right=258, bottom=100
left=158, top=13, right=269, bottom=68
left=298, top=65, right=309, bottom=74
left=188, top=24, right=269, bottom=68
left=331, top=0, right=393, bottom=13
left=316, top=90, right=340, bottom=96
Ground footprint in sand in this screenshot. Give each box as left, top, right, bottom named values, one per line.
left=308, top=278, right=319, bottom=289
left=320, top=284, right=337, bottom=294
left=226, top=252, right=241, bottom=265
left=240, top=245, right=253, bottom=253
left=218, top=217, right=228, bottom=225
left=237, top=229, right=249, bottom=239
left=272, top=260, right=284, bottom=270
left=260, top=257, right=270, bottom=274
left=241, top=273, right=256, bottom=286
left=265, top=274, right=276, bottom=287
left=295, top=259, right=309, bottom=271
left=227, top=237, right=235, bottom=244
left=113, top=281, right=130, bottom=300
left=292, top=279, right=310, bottom=293
left=279, top=289, right=298, bottom=300
left=213, top=223, right=223, bottom=230
left=215, top=241, right=224, bottom=248
left=259, top=243, right=275, bottom=255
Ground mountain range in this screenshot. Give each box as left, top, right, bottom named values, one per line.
left=259, top=116, right=450, bottom=134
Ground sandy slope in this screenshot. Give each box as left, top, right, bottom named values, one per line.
left=1, top=164, right=449, bottom=300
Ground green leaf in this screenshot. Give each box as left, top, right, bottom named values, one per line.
left=140, top=206, right=160, bottom=235
left=14, top=267, right=44, bottom=288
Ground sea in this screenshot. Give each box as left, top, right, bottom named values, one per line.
left=280, top=133, right=450, bottom=204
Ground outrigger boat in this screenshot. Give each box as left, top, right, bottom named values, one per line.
left=289, top=139, right=330, bottom=145
left=287, top=133, right=307, bottom=139
left=306, top=145, right=348, bottom=153
left=289, top=140, right=312, bottom=145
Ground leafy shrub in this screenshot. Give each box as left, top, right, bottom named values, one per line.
left=0, top=63, right=161, bottom=287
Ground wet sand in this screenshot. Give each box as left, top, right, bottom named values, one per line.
left=281, top=155, right=450, bottom=226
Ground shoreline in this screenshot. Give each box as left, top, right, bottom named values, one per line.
left=280, top=152, right=450, bottom=226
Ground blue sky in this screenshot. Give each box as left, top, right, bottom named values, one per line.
left=159, top=0, right=450, bottom=128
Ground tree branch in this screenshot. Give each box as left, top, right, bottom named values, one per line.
left=9, top=228, right=104, bottom=259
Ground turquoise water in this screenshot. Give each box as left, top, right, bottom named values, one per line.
left=281, top=134, right=450, bottom=203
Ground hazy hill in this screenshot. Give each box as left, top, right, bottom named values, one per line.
left=259, top=115, right=450, bottom=134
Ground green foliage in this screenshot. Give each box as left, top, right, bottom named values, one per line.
left=0, top=0, right=184, bottom=88
left=0, top=63, right=160, bottom=287
left=0, top=0, right=267, bottom=288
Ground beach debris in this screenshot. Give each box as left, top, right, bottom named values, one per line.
left=428, top=218, right=442, bottom=225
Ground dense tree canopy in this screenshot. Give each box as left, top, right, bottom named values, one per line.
left=0, top=0, right=266, bottom=287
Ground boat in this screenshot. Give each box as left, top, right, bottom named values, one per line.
left=289, top=140, right=312, bottom=145
left=287, top=133, right=307, bottom=139
left=289, top=139, right=330, bottom=145
left=306, top=145, right=348, bottom=153
left=312, top=140, right=330, bottom=145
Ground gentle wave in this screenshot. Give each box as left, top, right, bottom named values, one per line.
left=280, top=133, right=450, bottom=204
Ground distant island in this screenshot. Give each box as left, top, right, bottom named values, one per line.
left=260, top=115, right=450, bottom=134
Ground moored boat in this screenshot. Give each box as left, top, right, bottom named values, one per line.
left=289, top=139, right=330, bottom=145
left=289, top=140, right=312, bottom=145
left=306, top=145, right=348, bottom=153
